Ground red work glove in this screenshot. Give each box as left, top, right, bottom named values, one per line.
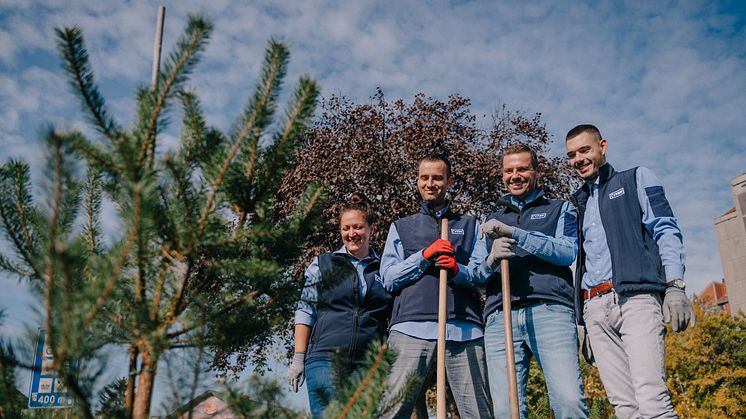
left=434, top=254, right=459, bottom=276
left=422, top=239, right=455, bottom=260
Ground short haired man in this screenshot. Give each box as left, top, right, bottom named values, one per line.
left=380, top=154, right=492, bottom=418
left=565, top=124, right=693, bottom=419
left=477, top=143, right=588, bottom=418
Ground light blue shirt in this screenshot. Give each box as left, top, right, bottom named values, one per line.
left=473, top=190, right=578, bottom=283
left=381, top=204, right=484, bottom=341
left=509, top=191, right=578, bottom=267
left=294, top=246, right=380, bottom=327
left=581, top=166, right=685, bottom=290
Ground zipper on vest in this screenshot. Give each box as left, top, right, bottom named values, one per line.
left=350, top=269, right=360, bottom=365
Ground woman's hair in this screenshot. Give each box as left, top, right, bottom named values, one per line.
left=340, top=192, right=375, bottom=225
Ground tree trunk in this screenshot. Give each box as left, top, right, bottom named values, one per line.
left=124, top=345, right=138, bottom=418
left=131, top=349, right=157, bottom=419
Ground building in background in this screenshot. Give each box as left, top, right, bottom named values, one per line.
left=714, top=172, right=746, bottom=316
left=697, top=279, right=730, bottom=315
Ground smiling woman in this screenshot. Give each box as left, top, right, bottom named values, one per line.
left=287, top=192, right=394, bottom=419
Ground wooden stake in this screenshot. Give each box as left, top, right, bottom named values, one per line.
left=436, top=218, right=448, bottom=419
left=501, top=258, right=520, bottom=419
left=127, top=8, right=166, bottom=417
left=150, top=6, right=166, bottom=89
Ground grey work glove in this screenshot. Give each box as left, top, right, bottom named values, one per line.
left=486, top=237, right=516, bottom=268
left=287, top=352, right=306, bottom=392
left=478, top=219, right=515, bottom=240
left=663, top=286, right=695, bottom=332
left=578, top=326, right=594, bottom=364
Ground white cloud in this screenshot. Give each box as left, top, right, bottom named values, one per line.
left=1, top=0, right=744, bottom=310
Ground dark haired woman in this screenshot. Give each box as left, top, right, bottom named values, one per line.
left=287, top=194, right=393, bottom=418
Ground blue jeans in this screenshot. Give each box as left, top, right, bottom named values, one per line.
left=305, top=357, right=336, bottom=418
left=381, top=331, right=492, bottom=419
left=583, top=291, right=675, bottom=419
left=484, top=302, right=587, bottom=419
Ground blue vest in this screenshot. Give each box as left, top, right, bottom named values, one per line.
left=390, top=202, right=482, bottom=327
left=571, top=164, right=666, bottom=321
left=483, top=191, right=575, bottom=319
left=307, top=253, right=393, bottom=364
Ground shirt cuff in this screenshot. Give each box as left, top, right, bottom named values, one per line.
left=416, top=251, right=431, bottom=269
left=512, top=227, right=528, bottom=245
left=294, top=310, right=315, bottom=327
left=664, top=265, right=684, bottom=281
left=451, top=263, right=470, bottom=286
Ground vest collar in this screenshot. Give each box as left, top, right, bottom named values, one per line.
left=587, top=163, right=616, bottom=189
left=575, top=163, right=616, bottom=199
left=419, top=200, right=452, bottom=218
left=334, top=246, right=379, bottom=262
left=497, top=188, right=547, bottom=213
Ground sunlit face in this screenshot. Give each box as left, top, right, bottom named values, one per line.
left=339, top=210, right=373, bottom=257
left=417, top=160, right=451, bottom=207
left=502, top=152, right=539, bottom=200
left=566, top=131, right=608, bottom=181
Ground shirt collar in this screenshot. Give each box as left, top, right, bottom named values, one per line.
left=510, top=189, right=539, bottom=209
left=334, top=245, right=379, bottom=261
left=435, top=202, right=450, bottom=218
left=420, top=200, right=451, bottom=218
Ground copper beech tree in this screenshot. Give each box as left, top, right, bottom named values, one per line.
left=276, top=88, right=577, bottom=286
left=269, top=90, right=577, bottom=415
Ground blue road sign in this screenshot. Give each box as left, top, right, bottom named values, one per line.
left=28, top=328, right=74, bottom=409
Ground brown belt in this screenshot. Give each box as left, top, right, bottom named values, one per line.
left=583, top=279, right=613, bottom=301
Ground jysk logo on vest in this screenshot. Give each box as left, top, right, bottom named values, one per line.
left=530, top=213, right=547, bottom=220
left=450, top=228, right=465, bottom=235
left=609, top=188, right=625, bottom=200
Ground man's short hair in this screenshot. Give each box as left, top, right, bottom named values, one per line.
left=501, top=142, right=539, bottom=170
left=565, top=124, right=602, bottom=142
left=418, top=153, right=452, bottom=178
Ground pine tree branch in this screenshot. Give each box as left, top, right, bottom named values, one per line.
left=138, top=16, right=213, bottom=167
left=83, top=167, right=102, bottom=254
left=165, top=290, right=260, bottom=340
left=44, top=136, right=65, bottom=367
left=293, top=182, right=326, bottom=224
left=235, top=140, right=259, bottom=230
left=187, top=310, right=208, bottom=411
left=0, top=252, right=33, bottom=277
left=337, top=343, right=388, bottom=419
left=83, top=225, right=137, bottom=325
left=8, top=162, right=34, bottom=250
left=57, top=369, right=95, bottom=419
left=0, top=162, right=42, bottom=279
left=256, top=77, right=319, bottom=202
left=178, top=90, right=210, bottom=166
left=198, top=40, right=289, bottom=233
left=164, top=261, right=192, bottom=329
left=59, top=242, right=73, bottom=361
left=55, top=27, right=121, bottom=142
left=149, top=262, right=168, bottom=321
left=104, top=312, right=139, bottom=337
left=132, top=182, right=147, bottom=305
left=244, top=134, right=259, bottom=183
left=66, top=130, right=118, bottom=178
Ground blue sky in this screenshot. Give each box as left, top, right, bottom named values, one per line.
left=2, top=0, right=746, bottom=414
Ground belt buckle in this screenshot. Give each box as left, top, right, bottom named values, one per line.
left=585, top=280, right=611, bottom=301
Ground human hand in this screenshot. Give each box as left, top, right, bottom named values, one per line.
left=434, top=254, right=459, bottom=276
left=287, top=352, right=306, bottom=392
left=478, top=219, right=515, bottom=240
left=663, top=285, right=694, bottom=332
left=486, top=237, right=516, bottom=267
left=423, top=239, right=455, bottom=260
